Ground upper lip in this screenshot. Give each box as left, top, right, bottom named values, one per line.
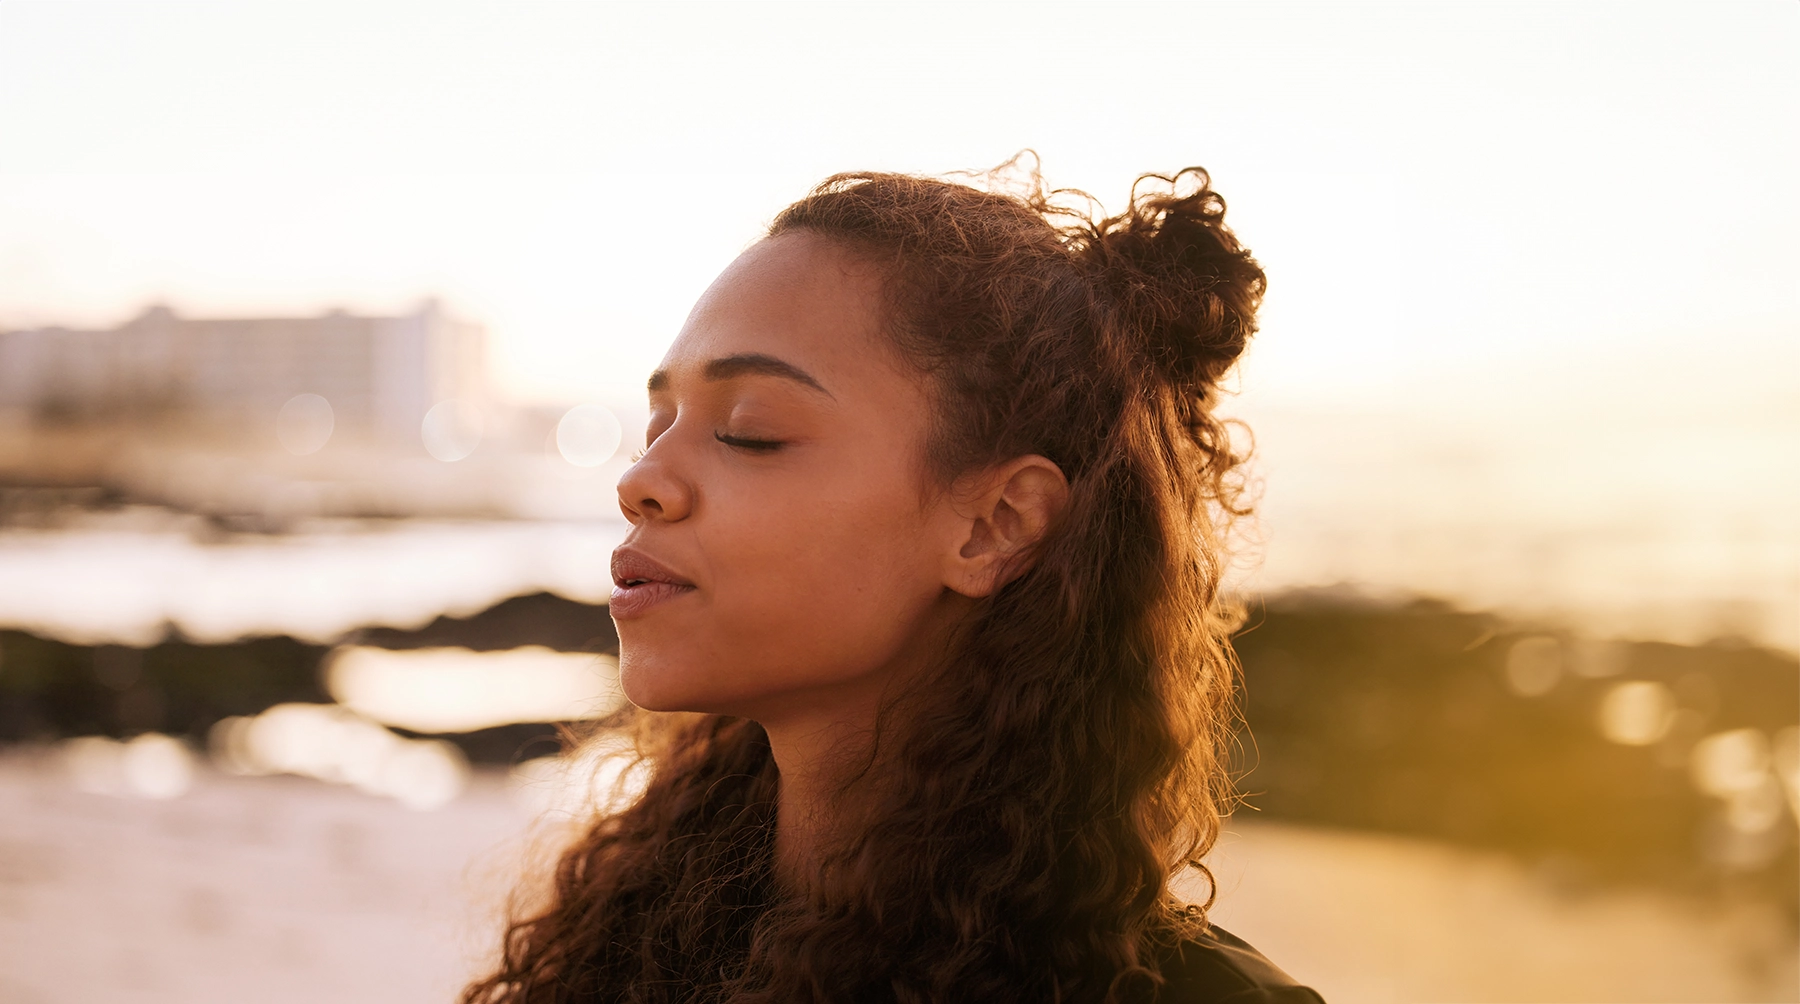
left=611, top=547, right=695, bottom=589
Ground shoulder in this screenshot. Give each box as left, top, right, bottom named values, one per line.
left=1149, top=924, right=1327, bottom=1004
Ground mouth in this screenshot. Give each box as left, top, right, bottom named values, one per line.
left=609, top=547, right=696, bottom=618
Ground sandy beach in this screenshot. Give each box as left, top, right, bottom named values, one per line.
left=1, top=747, right=1793, bottom=1004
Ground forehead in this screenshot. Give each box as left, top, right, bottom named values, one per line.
left=659, top=231, right=896, bottom=386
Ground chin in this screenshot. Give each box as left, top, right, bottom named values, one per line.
left=618, top=650, right=734, bottom=716
left=617, top=655, right=685, bottom=713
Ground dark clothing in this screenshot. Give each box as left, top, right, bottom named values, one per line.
left=1152, top=925, right=1326, bottom=1004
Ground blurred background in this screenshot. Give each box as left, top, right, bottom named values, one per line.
left=0, top=2, right=1795, bottom=1001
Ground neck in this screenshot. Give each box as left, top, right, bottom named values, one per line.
left=756, top=593, right=975, bottom=889
left=765, top=713, right=874, bottom=887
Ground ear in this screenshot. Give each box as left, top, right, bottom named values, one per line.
left=944, top=455, right=1070, bottom=599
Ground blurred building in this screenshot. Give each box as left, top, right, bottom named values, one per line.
left=0, top=301, right=484, bottom=444
left=0, top=303, right=633, bottom=523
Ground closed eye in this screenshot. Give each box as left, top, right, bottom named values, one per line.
left=715, top=432, right=785, bottom=453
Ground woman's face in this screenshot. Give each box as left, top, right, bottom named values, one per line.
left=611, top=231, right=969, bottom=728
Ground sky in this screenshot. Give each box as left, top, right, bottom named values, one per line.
left=2, top=2, right=1793, bottom=405
left=1, top=1, right=1796, bottom=645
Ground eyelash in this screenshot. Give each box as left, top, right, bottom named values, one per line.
left=715, top=432, right=784, bottom=453
left=626, top=431, right=783, bottom=462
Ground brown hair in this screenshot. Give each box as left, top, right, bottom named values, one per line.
left=465, top=161, right=1265, bottom=1004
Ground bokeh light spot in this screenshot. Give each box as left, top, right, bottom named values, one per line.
left=62, top=732, right=195, bottom=799
left=121, top=732, right=195, bottom=799
left=1690, top=728, right=1773, bottom=799
left=1773, top=726, right=1800, bottom=819
left=275, top=393, right=334, bottom=455
left=205, top=702, right=470, bottom=810
left=1504, top=636, right=1562, bottom=697
left=421, top=399, right=485, bottom=461
left=1597, top=680, right=1677, bottom=746
left=555, top=404, right=623, bottom=467
left=1724, top=777, right=1787, bottom=835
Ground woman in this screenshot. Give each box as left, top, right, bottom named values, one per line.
left=466, top=164, right=1323, bottom=1003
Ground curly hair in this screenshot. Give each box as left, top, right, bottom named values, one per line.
left=464, top=160, right=1266, bottom=1004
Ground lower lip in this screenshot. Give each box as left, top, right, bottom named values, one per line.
left=609, top=581, right=696, bottom=619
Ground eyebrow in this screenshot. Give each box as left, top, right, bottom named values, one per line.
left=647, top=353, right=832, bottom=397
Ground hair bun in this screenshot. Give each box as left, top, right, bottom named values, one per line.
left=1084, top=168, right=1266, bottom=399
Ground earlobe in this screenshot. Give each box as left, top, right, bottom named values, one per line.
left=944, top=455, right=1069, bottom=598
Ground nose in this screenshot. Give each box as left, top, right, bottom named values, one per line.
left=616, top=439, right=693, bottom=524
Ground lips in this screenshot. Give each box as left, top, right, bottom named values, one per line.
left=609, top=546, right=697, bottom=619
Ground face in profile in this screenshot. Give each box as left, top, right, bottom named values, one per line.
left=611, top=232, right=973, bottom=729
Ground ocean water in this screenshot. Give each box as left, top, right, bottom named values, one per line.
left=0, top=509, right=627, bottom=646
left=1232, top=387, right=1799, bottom=652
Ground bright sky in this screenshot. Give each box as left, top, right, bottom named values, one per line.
left=2, top=1, right=1797, bottom=645
left=2, top=2, right=1794, bottom=407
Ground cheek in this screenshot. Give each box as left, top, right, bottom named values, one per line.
left=617, top=474, right=942, bottom=714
